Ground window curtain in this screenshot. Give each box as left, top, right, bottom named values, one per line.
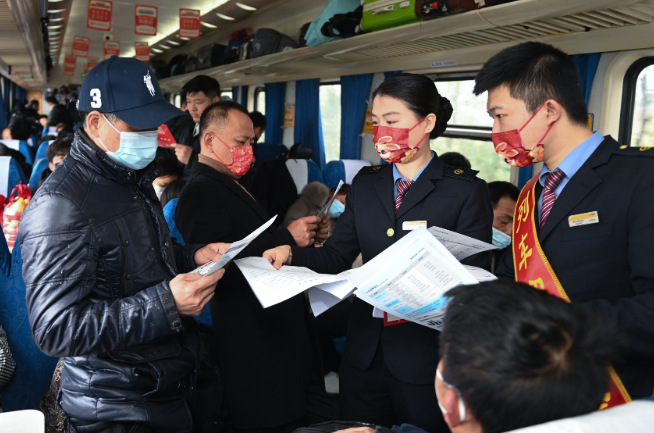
left=232, top=86, right=248, bottom=107
left=572, top=53, right=602, bottom=104
left=3, top=80, right=11, bottom=125
left=340, top=74, right=373, bottom=160
left=295, top=79, right=326, bottom=168
left=264, top=82, right=286, bottom=145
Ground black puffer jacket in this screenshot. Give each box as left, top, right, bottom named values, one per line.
left=19, top=130, right=204, bottom=433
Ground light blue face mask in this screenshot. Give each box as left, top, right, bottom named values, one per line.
left=492, top=227, right=512, bottom=250
left=98, top=114, right=158, bottom=170
left=328, top=199, right=345, bottom=219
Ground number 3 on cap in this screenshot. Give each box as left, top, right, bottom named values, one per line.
left=90, top=89, right=102, bottom=108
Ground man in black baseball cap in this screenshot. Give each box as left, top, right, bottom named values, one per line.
left=19, top=56, right=230, bottom=433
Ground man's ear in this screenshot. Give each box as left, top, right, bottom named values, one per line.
left=213, top=95, right=221, bottom=103
left=442, top=388, right=463, bottom=428
left=544, top=99, right=562, bottom=125
left=85, top=111, right=102, bottom=138
left=48, top=162, right=55, bottom=172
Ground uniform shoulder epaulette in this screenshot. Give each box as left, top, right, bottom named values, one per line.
left=613, top=144, right=654, bottom=156
left=442, top=165, right=479, bottom=182
left=359, top=165, right=388, bottom=174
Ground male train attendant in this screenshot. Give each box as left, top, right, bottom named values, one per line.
left=476, top=42, right=654, bottom=402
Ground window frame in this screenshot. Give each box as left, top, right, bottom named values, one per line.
left=618, top=56, right=654, bottom=146
left=254, top=87, right=265, bottom=112
left=319, top=81, right=342, bottom=163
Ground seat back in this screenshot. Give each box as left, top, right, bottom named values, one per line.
left=0, top=140, right=33, bottom=165
left=0, top=235, right=59, bottom=411
left=0, top=410, right=45, bottom=432
left=162, top=199, right=213, bottom=327
left=322, top=159, right=371, bottom=190
left=0, top=157, right=26, bottom=197
left=28, top=159, right=49, bottom=190
left=285, top=159, right=324, bottom=196
left=255, top=144, right=288, bottom=167
left=35, top=140, right=54, bottom=162
left=42, top=126, right=57, bottom=138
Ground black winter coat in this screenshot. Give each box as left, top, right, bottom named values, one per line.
left=19, top=130, right=204, bottom=433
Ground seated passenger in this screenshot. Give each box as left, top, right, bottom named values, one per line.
left=32, top=136, right=73, bottom=195
left=45, top=95, right=74, bottom=128
left=160, top=178, right=187, bottom=209
left=239, top=110, right=268, bottom=190
left=487, top=181, right=520, bottom=272
left=339, top=280, right=620, bottom=433
left=439, top=151, right=471, bottom=169
left=282, top=181, right=330, bottom=229
left=39, top=114, right=49, bottom=128
left=152, top=157, right=182, bottom=201
left=7, top=114, right=33, bottom=143
left=327, top=183, right=350, bottom=236
left=1, top=128, right=10, bottom=140
left=175, top=100, right=334, bottom=433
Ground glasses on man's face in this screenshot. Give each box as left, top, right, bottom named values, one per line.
left=436, top=368, right=467, bottom=423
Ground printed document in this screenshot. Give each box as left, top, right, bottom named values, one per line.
left=191, top=215, right=277, bottom=276
left=317, top=180, right=344, bottom=218
left=427, top=226, right=497, bottom=261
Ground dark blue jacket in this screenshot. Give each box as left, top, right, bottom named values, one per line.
left=19, top=130, right=203, bottom=433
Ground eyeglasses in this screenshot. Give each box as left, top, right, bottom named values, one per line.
left=436, top=368, right=467, bottom=423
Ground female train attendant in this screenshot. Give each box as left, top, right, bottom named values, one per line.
left=263, top=73, right=493, bottom=433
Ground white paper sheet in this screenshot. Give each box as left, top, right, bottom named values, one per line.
left=463, top=265, right=497, bottom=282
left=351, top=228, right=478, bottom=330
left=235, top=257, right=348, bottom=308
left=190, top=215, right=277, bottom=276
left=427, top=226, right=497, bottom=261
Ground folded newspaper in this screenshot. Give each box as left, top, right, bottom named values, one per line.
left=236, top=227, right=497, bottom=329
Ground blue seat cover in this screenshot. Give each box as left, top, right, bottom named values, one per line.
left=28, top=159, right=49, bottom=190
left=35, top=141, right=54, bottom=162
left=255, top=144, right=288, bottom=167
left=322, top=161, right=346, bottom=190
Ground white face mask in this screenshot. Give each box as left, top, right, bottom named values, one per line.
left=436, top=368, right=467, bottom=423
left=153, top=184, right=165, bottom=200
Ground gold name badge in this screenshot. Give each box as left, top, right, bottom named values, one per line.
left=402, top=221, right=427, bottom=231
left=568, top=211, right=599, bottom=228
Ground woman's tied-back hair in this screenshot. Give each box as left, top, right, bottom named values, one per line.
left=474, top=42, right=589, bottom=127
left=372, top=73, right=453, bottom=139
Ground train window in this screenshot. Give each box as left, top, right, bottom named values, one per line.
left=320, top=83, right=342, bottom=163
left=254, top=88, right=266, bottom=143
left=174, top=94, right=181, bottom=108
left=221, top=91, right=234, bottom=101
left=431, top=79, right=510, bottom=182
left=619, top=57, right=654, bottom=146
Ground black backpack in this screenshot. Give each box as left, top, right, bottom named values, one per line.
left=250, top=28, right=298, bottom=59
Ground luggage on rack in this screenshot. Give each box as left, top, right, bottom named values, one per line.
left=298, top=22, right=311, bottom=47
left=250, top=28, right=298, bottom=59
left=305, top=0, right=361, bottom=46
left=321, top=5, right=363, bottom=39
left=417, top=0, right=518, bottom=20
left=184, top=55, right=199, bottom=73
left=361, top=0, right=422, bottom=33
left=197, top=43, right=227, bottom=70
left=239, top=35, right=254, bottom=61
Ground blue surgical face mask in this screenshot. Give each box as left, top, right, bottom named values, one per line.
left=329, top=199, right=345, bottom=219
left=98, top=114, right=158, bottom=170
left=492, top=227, right=512, bottom=250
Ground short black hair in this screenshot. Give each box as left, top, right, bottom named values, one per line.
left=46, top=137, right=73, bottom=163
left=440, top=152, right=471, bottom=169
left=440, top=280, right=619, bottom=433
left=488, top=181, right=520, bottom=207
left=78, top=111, right=117, bottom=131
left=161, top=178, right=187, bottom=209
left=8, top=115, right=32, bottom=141
left=182, top=75, right=221, bottom=100
left=335, top=183, right=351, bottom=196
left=199, top=100, right=250, bottom=138
left=288, top=143, right=312, bottom=159
left=155, top=157, right=182, bottom=178
left=39, top=114, right=48, bottom=120
left=474, top=42, right=588, bottom=126
left=45, top=96, right=58, bottom=105
left=373, top=73, right=453, bottom=139
left=249, top=111, right=267, bottom=130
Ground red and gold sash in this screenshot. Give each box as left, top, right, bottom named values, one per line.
left=513, top=174, right=631, bottom=410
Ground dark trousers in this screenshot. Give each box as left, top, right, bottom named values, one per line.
left=339, top=343, right=448, bottom=433
left=95, top=423, right=156, bottom=433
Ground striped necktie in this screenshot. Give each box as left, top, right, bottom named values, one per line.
left=395, top=179, right=415, bottom=212
left=540, top=170, right=565, bottom=229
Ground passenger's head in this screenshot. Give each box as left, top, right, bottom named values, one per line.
left=474, top=42, right=588, bottom=148
left=200, top=101, right=254, bottom=177
left=183, top=75, right=221, bottom=123
left=440, top=152, right=471, bottom=169
left=372, top=73, right=453, bottom=164
left=328, top=183, right=351, bottom=219
left=29, top=100, right=39, bottom=111
left=437, top=280, right=619, bottom=433
left=153, top=157, right=182, bottom=200
left=249, top=111, right=267, bottom=143
left=288, top=143, right=312, bottom=159
left=78, top=57, right=182, bottom=168
left=2, top=128, right=10, bottom=140
left=160, top=178, right=187, bottom=209
left=45, top=95, right=58, bottom=108
left=46, top=137, right=73, bottom=171
left=8, top=115, right=32, bottom=140
left=39, top=114, right=49, bottom=128
left=488, top=181, right=520, bottom=236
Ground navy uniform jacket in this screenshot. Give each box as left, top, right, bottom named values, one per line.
left=496, top=136, right=654, bottom=399
left=291, top=155, right=493, bottom=384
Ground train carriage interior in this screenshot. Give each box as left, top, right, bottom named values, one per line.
left=0, top=0, right=654, bottom=431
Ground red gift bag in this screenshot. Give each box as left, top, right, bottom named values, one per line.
left=2, top=183, right=31, bottom=251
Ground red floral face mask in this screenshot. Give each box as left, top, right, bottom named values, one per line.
left=373, top=117, right=427, bottom=164
left=491, top=103, right=554, bottom=168
left=211, top=134, right=253, bottom=177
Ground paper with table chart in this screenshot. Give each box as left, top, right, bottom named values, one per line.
left=427, top=226, right=497, bottom=261
left=236, top=227, right=496, bottom=328
left=190, top=215, right=277, bottom=276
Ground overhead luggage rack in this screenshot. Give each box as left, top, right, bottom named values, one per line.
left=158, top=0, right=654, bottom=91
